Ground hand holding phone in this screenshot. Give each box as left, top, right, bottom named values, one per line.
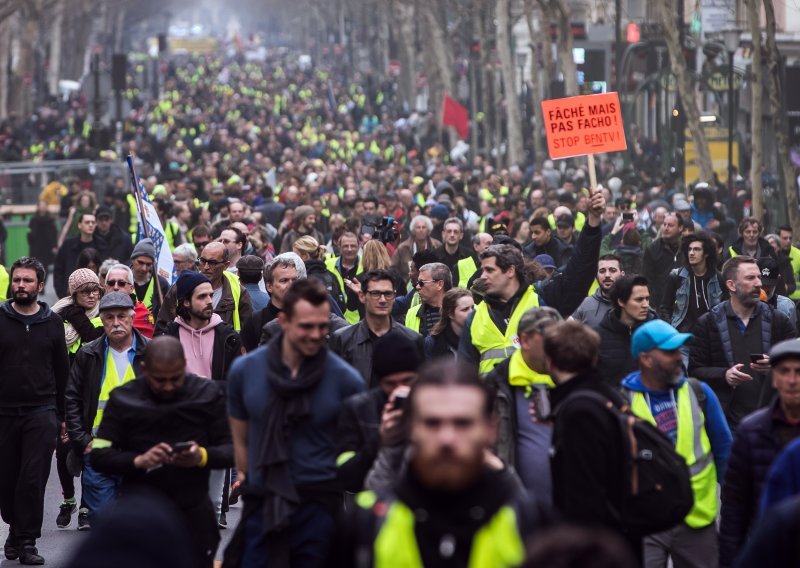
left=171, top=441, right=193, bottom=454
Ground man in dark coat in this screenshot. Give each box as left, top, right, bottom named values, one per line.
left=91, top=337, right=233, bottom=568
left=689, top=256, right=796, bottom=428
left=54, top=212, right=99, bottom=298
left=642, top=212, right=684, bottom=309
left=719, top=339, right=800, bottom=567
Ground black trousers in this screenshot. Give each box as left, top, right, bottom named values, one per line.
left=55, top=437, right=75, bottom=500
left=0, top=411, right=57, bottom=543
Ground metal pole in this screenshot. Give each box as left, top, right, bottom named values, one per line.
left=615, top=0, right=622, bottom=92
left=728, top=50, right=735, bottom=198
left=675, top=0, right=685, bottom=181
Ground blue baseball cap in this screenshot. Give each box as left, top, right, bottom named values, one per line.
left=631, top=320, right=693, bottom=358
left=534, top=254, right=557, bottom=270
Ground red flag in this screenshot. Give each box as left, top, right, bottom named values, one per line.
left=441, top=95, right=469, bottom=139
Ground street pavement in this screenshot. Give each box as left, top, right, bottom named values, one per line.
left=0, top=457, right=241, bottom=566
left=0, top=279, right=240, bottom=567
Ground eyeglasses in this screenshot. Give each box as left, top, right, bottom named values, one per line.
left=78, top=288, right=101, bottom=296
left=416, top=279, right=440, bottom=288
left=218, top=238, right=233, bottom=244
left=197, top=257, right=224, bottom=267
left=365, top=290, right=396, bottom=299
left=105, top=279, right=130, bottom=288
left=193, top=241, right=210, bottom=249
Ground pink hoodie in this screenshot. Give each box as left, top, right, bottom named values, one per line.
left=175, top=313, right=222, bottom=379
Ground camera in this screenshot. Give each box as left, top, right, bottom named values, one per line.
left=362, top=215, right=397, bottom=244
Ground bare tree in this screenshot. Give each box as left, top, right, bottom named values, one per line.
left=496, top=0, right=524, bottom=165
left=763, top=0, right=800, bottom=233
left=393, top=0, right=416, bottom=111
left=524, top=0, right=546, bottom=165
left=746, top=0, right=763, bottom=220
left=656, top=0, right=714, bottom=182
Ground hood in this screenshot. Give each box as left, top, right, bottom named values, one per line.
left=621, top=370, right=686, bottom=394
left=174, top=312, right=223, bottom=334
left=305, top=259, right=328, bottom=274
left=1, top=300, right=54, bottom=324
left=601, top=307, right=657, bottom=334
left=591, top=288, right=611, bottom=304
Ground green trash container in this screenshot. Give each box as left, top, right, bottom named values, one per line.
left=5, top=215, right=30, bottom=265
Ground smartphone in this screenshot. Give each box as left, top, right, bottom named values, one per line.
left=622, top=212, right=634, bottom=221
left=171, top=442, right=193, bottom=454
left=750, top=353, right=764, bottom=363
left=393, top=392, right=408, bottom=412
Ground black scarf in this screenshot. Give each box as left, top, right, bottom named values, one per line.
left=256, top=332, right=327, bottom=555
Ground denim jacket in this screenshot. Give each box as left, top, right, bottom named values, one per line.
left=671, top=267, right=725, bottom=328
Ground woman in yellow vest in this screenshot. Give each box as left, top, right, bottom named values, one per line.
left=50, top=268, right=105, bottom=529
left=52, top=269, right=105, bottom=360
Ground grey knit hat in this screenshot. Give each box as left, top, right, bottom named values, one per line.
left=130, top=238, right=156, bottom=262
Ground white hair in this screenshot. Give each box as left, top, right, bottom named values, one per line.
left=173, top=243, right=198, bottom=262
left=106, top=264, right=134, bottom=285
left=410, top=215, right=433, bottom=234
left=268, top=252, right=307, bottom=279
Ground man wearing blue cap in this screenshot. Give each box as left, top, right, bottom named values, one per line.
left=621, top=319, right=732, bottom=568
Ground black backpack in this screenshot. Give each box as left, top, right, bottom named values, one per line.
left=559, top=389, right=694, bottom=536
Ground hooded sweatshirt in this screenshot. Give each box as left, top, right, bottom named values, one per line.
left=175, top=313, right=222, bottom=379
left=621, top=371, right=732, bottom=478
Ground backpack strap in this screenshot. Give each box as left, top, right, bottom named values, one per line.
left=686, top=377, right=707, bottom=415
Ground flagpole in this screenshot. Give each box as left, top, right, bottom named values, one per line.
left=126, top=152, right=165, bottom=308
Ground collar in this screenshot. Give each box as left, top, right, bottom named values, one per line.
left=508, top=349, right=554, bottom=396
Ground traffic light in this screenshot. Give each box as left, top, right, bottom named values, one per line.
left=627, top=23, right=640, bottom=43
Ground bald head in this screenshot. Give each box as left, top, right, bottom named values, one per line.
left=143, top=336, right=185, bottom=368
left=142, top=336, right=187, bottom=399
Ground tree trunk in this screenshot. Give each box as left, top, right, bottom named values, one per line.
left=657, top=0, right=714, bottom=182
left=763, top=0, right=800, bottom=233
left=496, top=0, right=524, bottom=165
left=552, top=0, right=577, bottom=96
left=47, top=0, right=64, bottom=96
left=477, top=2, right=493, bottom=153
left=420, top=0, right=455, bottom=141
left=746, top=0, right=763, bottom=220
left=0, top=16, right=10, bottom=118
left=393, top=0, right=416, bottom=112
left=524, top=0, right=546, bottom=166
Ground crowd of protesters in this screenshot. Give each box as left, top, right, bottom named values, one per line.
left=2, top=44, right=800, bottom=568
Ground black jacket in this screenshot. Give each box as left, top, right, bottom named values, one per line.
left=94, top=223, right=134, bottom=264
left=65, top=330, right=149, bottom=453
left=305, top=259, right=343, bottom=307
left=240, top=301, right=282, bottom=352
left=596, top=308, right=658, bottom=388
left=91, top=374, right=233, bottom=511
left=523, top=235, right=573, bottom=268
left=642, top=237, right=682, bottom=308
left=335, top=387, right=386, bottom=492
left=329, top=320, right=424, bottom=387
left=0, top=301, right=69, bottom=418
left=53, top=236, right=100, bottom=298
left=550, top=369, right=628, bottom=535
left=27, top=213, right=58, bottom=266
left=689, top=301, right=796, bottom=425
left=719, top=398, right=800, bottom=566
left=159, top=320, right=242, bottom=382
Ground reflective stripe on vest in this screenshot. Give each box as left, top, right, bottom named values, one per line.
left=222, top=271, right=242, bottom=331
left=66, top=316, right=103, bottom=354
left=92, top=347, right=137, bottom=434
left=629, top=383, right=717, bottom=528
left=404, top=303, right=421, bottom=332
left=456, top=256, right=478, bottom=289
left=324, top=256, right=363, bottom=324
left=373, top=500, right=525, bottom=568
left=470, top=286, right=540, bottom=374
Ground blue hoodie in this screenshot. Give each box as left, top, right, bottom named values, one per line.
left=621, top=371, right=732, bottom=479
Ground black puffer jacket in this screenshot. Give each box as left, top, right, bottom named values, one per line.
left=719, top=398, right=800, bottom=567
left=305, top=259, right=343, bottom=307
left=596, top=308, right=658, bottom=388
left=65, top=330, right=149, bottom=453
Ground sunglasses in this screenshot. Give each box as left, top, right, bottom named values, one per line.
left=197, top=257, right=224, bottom=267
left=105, top=279, right=130, bottom=288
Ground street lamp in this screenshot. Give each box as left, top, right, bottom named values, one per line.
left=721, top=28, right=741, bottom=196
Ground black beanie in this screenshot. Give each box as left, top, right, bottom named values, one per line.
left=176, top=271, right=211, bottom=303
left=372, top=330, right=423, bottom=379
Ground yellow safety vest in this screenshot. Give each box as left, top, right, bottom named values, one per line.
left=456, top=256, right=478, bottom=289
left=66, top=316, right=103, bottom=354
left=324, top=256, right=363, bottom=324
left=92, top=345, right=137, bottom=434
left=628, top=382, right=718, bottom=528
left=788, top=246, right=800, bottom=301
left=0, top=265, right=8, bottom=302
left=222, top=271, right=242, bottom=331
left=126, top=194, right=139, bottom=242
left=366, top=495, right=525, bottom=568
left=139, top=278, right=157, bottom=313
left=404, top=303, right=422, bottom=333
left=470, top=286, right=540, bottom=374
